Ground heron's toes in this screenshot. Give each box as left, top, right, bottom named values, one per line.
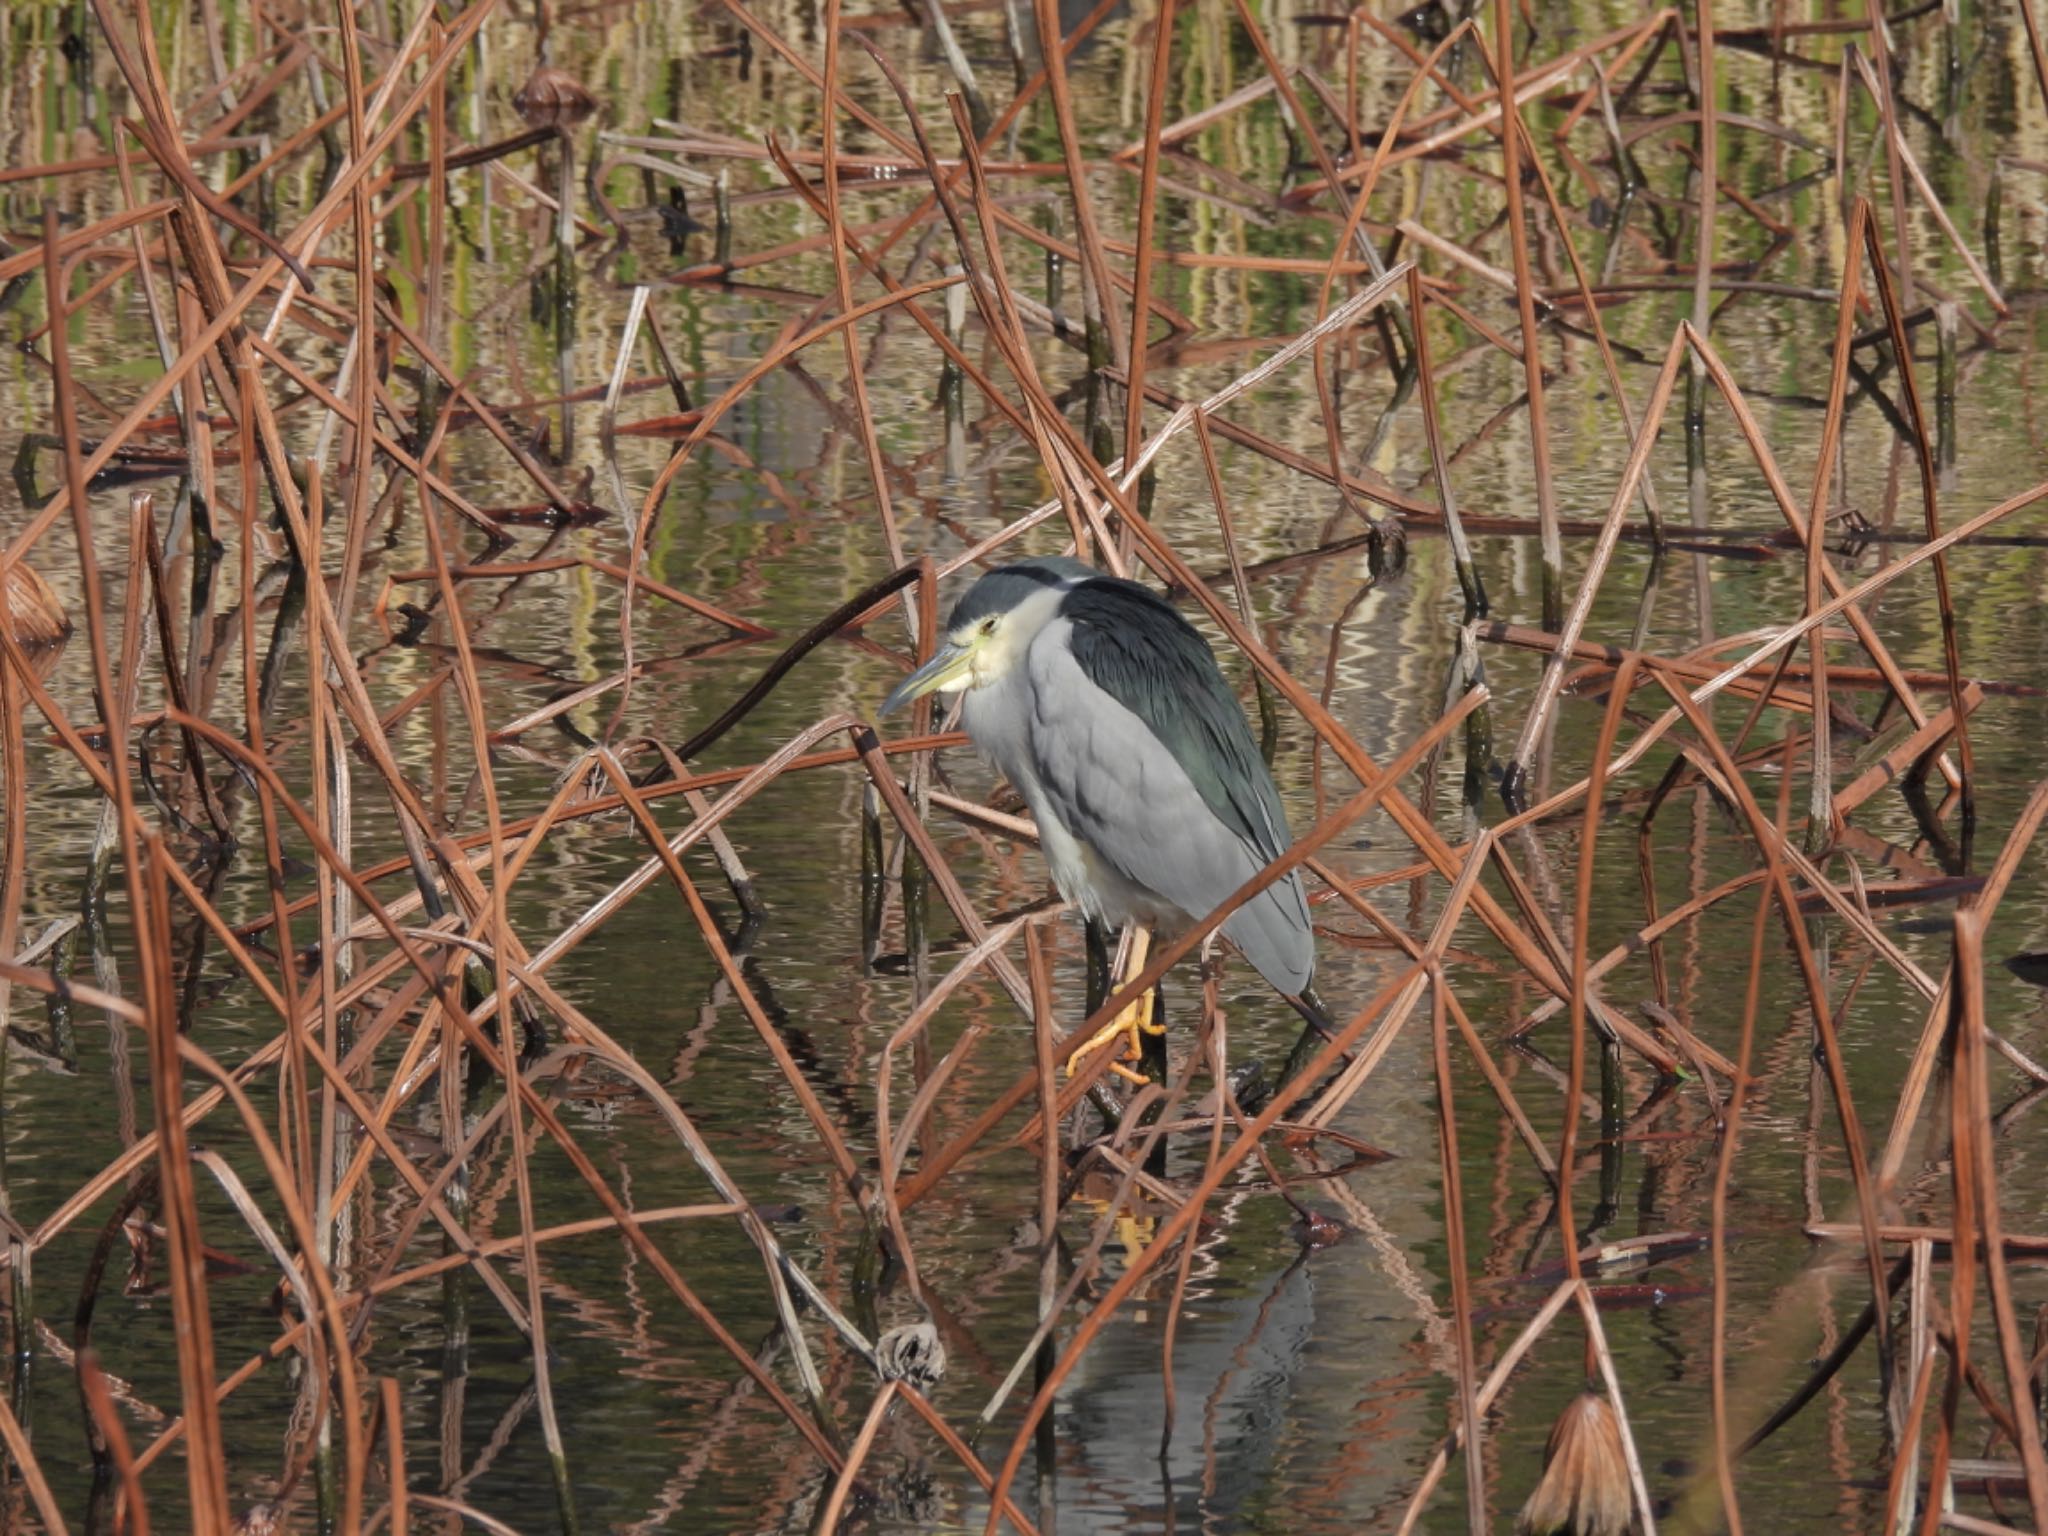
left=1066, top=994, right=1157, bottom=1082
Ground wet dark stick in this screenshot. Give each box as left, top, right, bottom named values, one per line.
left=671, top=562, right=926, bottom=764
left=1405, top=266, right=1484, bottom=618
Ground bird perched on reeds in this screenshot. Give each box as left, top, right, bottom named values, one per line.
left=1516, top=1391, right=1633, bottom=1536
left=882, top=556, right=1313, bottom=1077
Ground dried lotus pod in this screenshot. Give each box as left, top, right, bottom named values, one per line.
left=1516, top=1392, right=1633, bottom=1536
left=4, top=559, right=70, bottom=648
left=513, top=64, right=595, bottom=129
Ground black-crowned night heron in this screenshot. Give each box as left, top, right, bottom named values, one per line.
left=881, top=556, right=1314, bottom=1080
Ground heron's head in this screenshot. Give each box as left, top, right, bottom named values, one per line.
left=880, top=557, right=1092, bottom=715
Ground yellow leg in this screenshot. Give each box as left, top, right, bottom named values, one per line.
left=1068, top=927, right=1162, bottom=1083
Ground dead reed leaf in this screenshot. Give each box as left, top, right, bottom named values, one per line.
left=4, top=559, right=69, bottom=647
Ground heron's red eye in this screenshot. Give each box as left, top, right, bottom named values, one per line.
left=980, top=618, right=996, bottom=635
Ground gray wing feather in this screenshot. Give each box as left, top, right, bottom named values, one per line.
left=1060, top=578, right=1290, bottom=863
left=1023, top=627, right=1314, bottom=993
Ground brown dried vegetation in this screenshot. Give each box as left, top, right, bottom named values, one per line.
left=0, top=0, right=2045, bottom=1531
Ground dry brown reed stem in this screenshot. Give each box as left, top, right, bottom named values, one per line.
left=1309, top=862, right=1555, bottom=1174
left=1705, top=728, right=1796, bottom=1536
left=730, top=0, right=1123, bottom=286
left=1505, top=325, right=1686, bottom=798
left=1560, top=648, right=1641, bottom=1287
left=154, top=865, right=533, bottom=1335
left=233, top=339, right=506, bottom=539
left=1428, top=968, right=1488, bottom=1534
left=0, top=1384, right=68, bottom=1533
left=819, top=0, right=909, bottom=640
left=1406, top=269, right=1485, bottom=615
left=1842, top=51, right=2003, bottom=315
left=171, top=1033, right=372, bottom=1521
left=1655, top=677, right=1895, bottom=1371
left=931, top=90, right=1125, bottom=565
left=1494, top=0, right=1560, bottom=638
left=816, top=1380, right=899, bottom=1532
left=588, top=745, right=869, bottom=1195
left=1951, top=906, right=2048, bottom=1525
left=1022, top=923, right=1063, bottom=1428
left=1030, top=0, right=1126, bottom=373
left=40, top=206, right=234, bottom=1531
left=759, top=143, right=1034, bottom=446
left=1121, top=0, right=1175, bottom=468
left=876, top=910, right=1054, bottom=1203
left=374, top=301, right=581, bottom=512
left=122, top=1206, right=745, bottom=1476
left=302, top=463, right=350, bottom=1483
left=1881, top=777, right=2048, bottom=1198
left=1852, top=208, right=1978, bottom=824
left=80, top=1351, right=148, bottom=1536
left=378, top=1376, right=408, bottom=1536
left=972, top=1010, right=1218, bottom=1435
left=460, top=943, right=873, bottom=1373
left=1523, top=319, right=1996, bottom=807
left=1498, top=101, right=1668, bottom=545
left=384, top=555, right=770, bottom=636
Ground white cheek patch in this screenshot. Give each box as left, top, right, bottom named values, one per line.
left=937, top=671, right=973, bottom=694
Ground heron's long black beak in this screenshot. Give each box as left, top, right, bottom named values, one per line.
left=880, top=640, right=974, bottom=717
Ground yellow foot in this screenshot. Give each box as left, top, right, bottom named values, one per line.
left=1114, top=1211, right=1157, bottom=1264
left=1067, top=995, right=1156, bottom=1083
left=1067, top=927, right=1163, bottom=1085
